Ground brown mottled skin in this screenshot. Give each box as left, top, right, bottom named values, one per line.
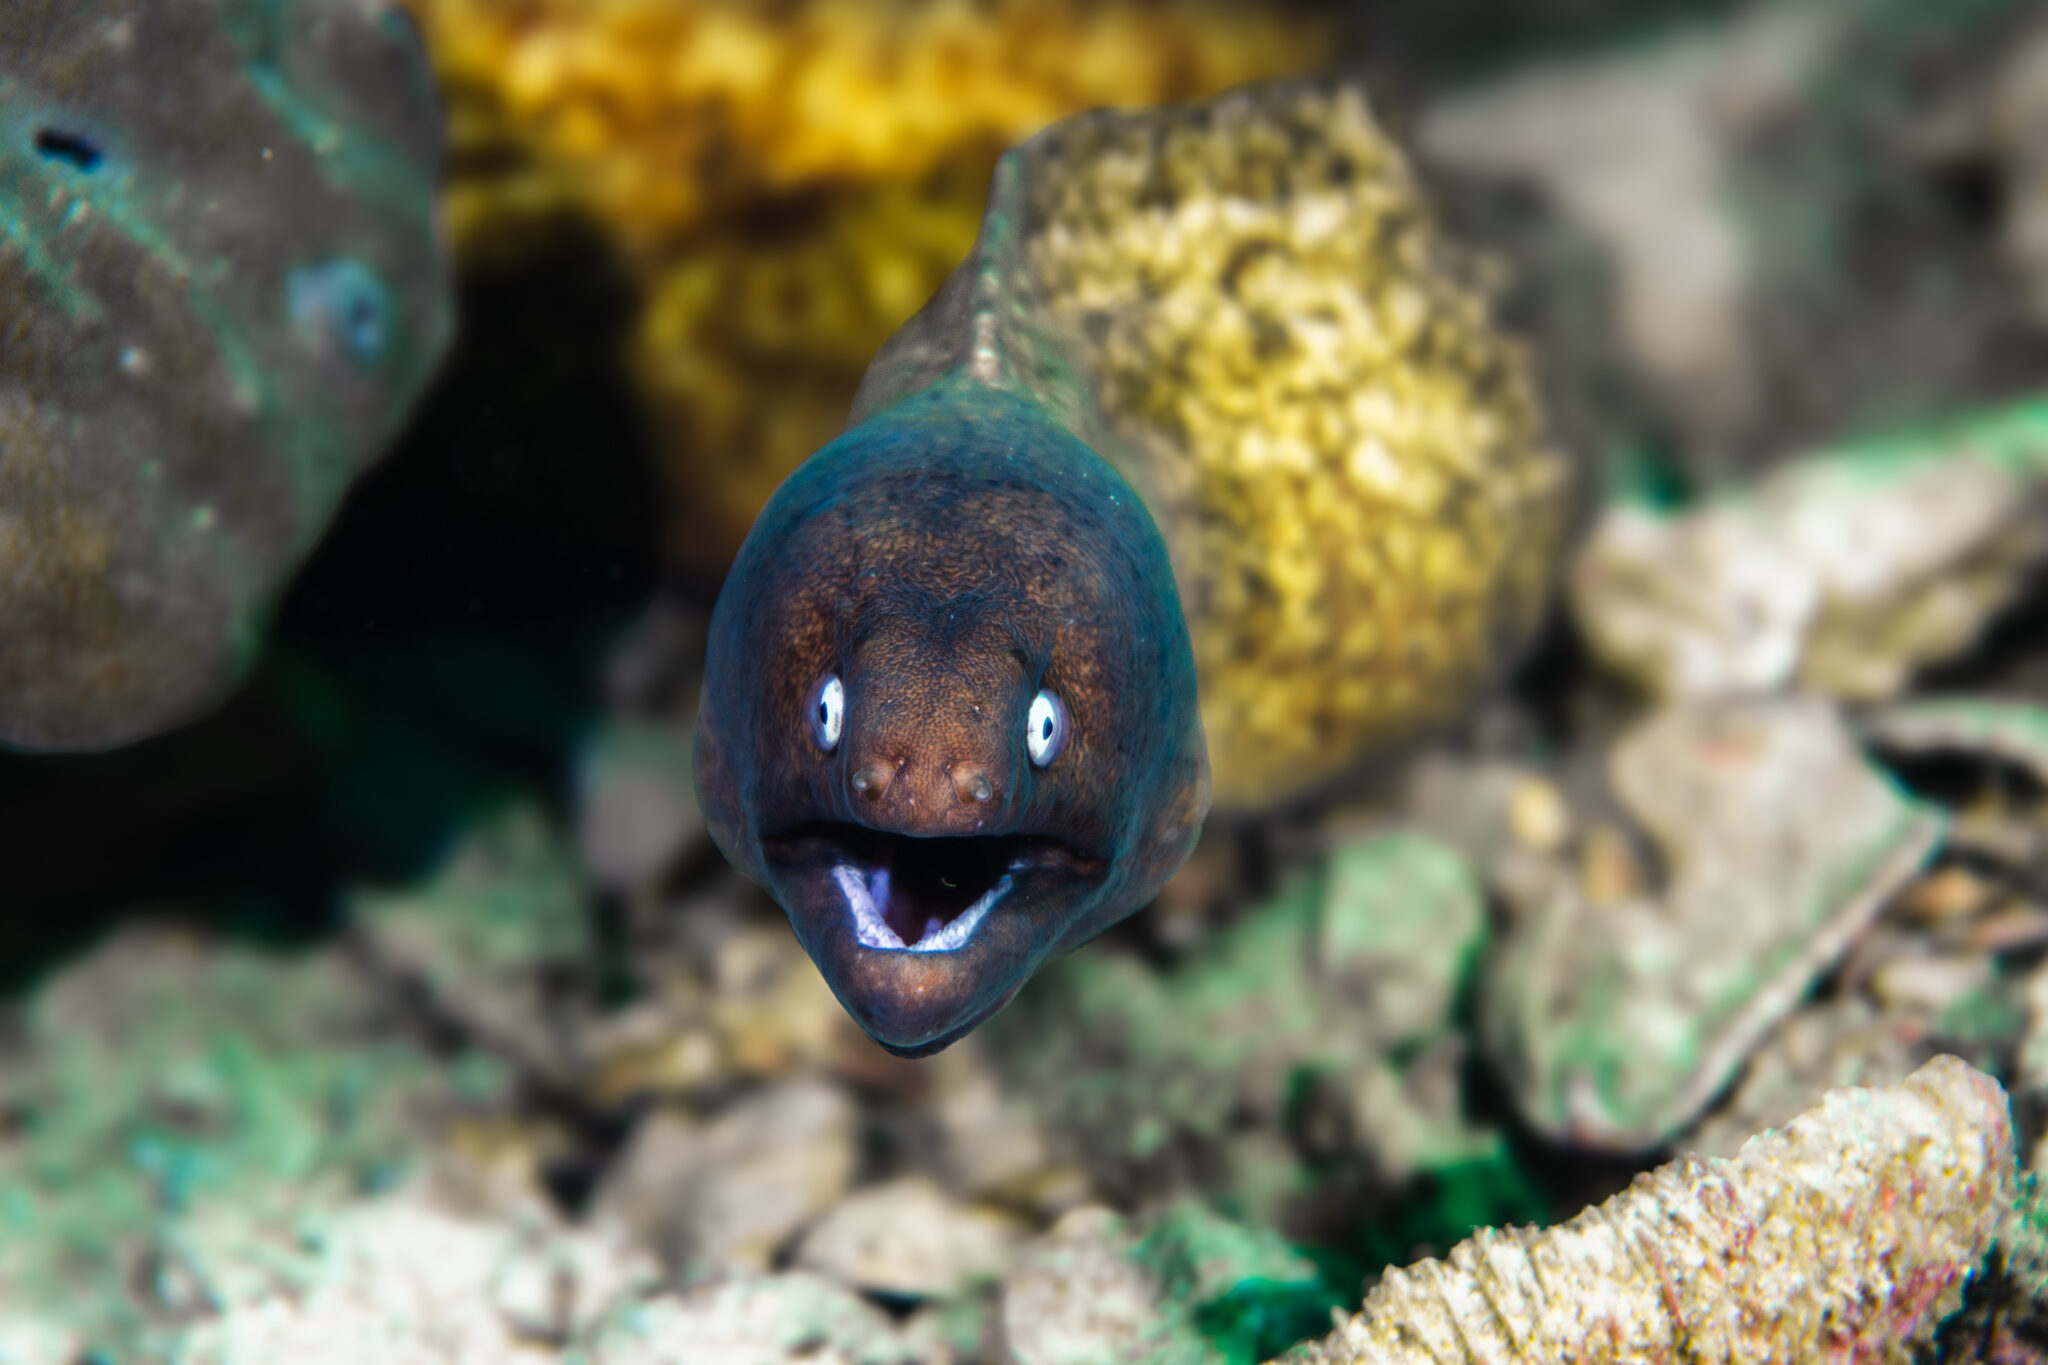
left=695, top=378, right=1209, bottom=1055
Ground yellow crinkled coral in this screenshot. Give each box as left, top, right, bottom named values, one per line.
left=1022, top=82, right=1569, bottom=807
left=399, top=0, right=1334, bottom=572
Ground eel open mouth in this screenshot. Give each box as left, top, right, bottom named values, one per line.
left=767, top=824, right=1106, bottom=953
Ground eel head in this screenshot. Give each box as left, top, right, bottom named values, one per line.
left=695, top=382, right=1209, bottom=1055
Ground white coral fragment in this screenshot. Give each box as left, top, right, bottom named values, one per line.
left=1289, top=1055, right=2012, bottom=1364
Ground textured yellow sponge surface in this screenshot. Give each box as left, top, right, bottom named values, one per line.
left=1019, top=82, right=1570, bottom=808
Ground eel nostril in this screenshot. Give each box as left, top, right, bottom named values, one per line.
left=953, top=768, right=994, bottom=804
left=851, top=762, right=887, bottom=795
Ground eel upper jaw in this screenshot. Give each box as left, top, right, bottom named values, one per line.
left=759, top=821, right=1111, bottom=1053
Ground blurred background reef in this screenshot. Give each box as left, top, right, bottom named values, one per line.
left=408, top=0, right=1342, bottom=581
left=7, top=0, right=2048, bottom=1360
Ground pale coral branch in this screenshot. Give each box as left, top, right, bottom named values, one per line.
left=1287, top=1055, right=2014, bottom=1364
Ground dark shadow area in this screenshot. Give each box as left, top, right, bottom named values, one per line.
left=1914, top=566, right=2048, bottom=700
left=1922, top=1239, right=2048, bottom=1362
left=1449, top=1040, right=1668, bottom=1239
left=0, top=223, right=664, bottom=996
left=1339, top=0, right=1761, bottom=93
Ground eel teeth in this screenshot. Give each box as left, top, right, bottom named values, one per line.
left=835, top=865, right=1013, bottom=953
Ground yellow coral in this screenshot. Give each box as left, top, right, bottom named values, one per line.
left=399, top=0, right=1334, bottom=572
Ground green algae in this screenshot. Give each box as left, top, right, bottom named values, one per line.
left=1006, top=1202, right=1357, bottom=1365
left=1835, top=398, right=2048, bottom=483
left=349, top=801, right=593, bottom=987
left=999, top=867, right=1337, bottom=1157
left=1135, top=1205, right=1353, bottom=1365
left=990, top=832, right=1530, bottom=1269
left=0, top=930, right=489, bottom=1362
left=1604, top=396, right=2048, bottom=523
left=1317, top=834, right=1487, bottom=1057
left=346, top=803, right=597, bottom=1092
left=1351, top=1150, right=1549, bottom=1271
left=1479, top=700, right=1947, bottom=1151
left=1936, top=973, right=2027, bottom=1070
left=0, top=805, right=589, bottom=1362
left=995, top=832, right=1486, bottom=1163
left=904, top=1292, right=993, bottom=1363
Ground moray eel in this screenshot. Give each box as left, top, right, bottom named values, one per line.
left=697, top=78, right=1570, bottom=1056
left=0, top=0, right=449, bottom=750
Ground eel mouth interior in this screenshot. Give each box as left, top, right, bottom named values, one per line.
left=766, top=823, right=1107, bottom=953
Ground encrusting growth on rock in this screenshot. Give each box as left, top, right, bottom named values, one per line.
left=0, top=0, right=452, bottom=749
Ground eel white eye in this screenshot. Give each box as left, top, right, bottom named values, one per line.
left=1025, top=689, right=1068, bottom=767
left=810, top=674, right=844, bottom=750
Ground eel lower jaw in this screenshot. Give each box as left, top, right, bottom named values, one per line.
left=764, top=823, right=1108, bottom=953
left=760, top=824, right=1111, bottom=1053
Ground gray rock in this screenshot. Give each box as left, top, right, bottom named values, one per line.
left=576, top=719, right=704, bottom=896
left=1868, top=954, right=1997, bottom=1017
left=1479, top=696, right=1944, bottom=1150
left=792, top=1177, right=1024, bottom=1300
left=584, top=1273, right=933, bottom=1365
left=349, top=806, right=592, bottom=1087
left=1682, top=994, right=1929, bottom=1161
left=1571, top=405, right=2048, bottom=703
left=997, top=1208, right=1165, bottom=1365
left=1421, top=3, right=1840, bottom=451
left=928, top=1041, right=1059, bottom=1205
left=1912, top=12, right=2048, bottom=319
left=594, top=1080, right=857, bottom=1273
left=1316, top=831, right=1485, bottom=1053
left=173, top=1195, right=652, bottom=1365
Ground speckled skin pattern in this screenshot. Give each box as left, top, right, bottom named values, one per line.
left=700, top=76, right=1566, bottom=1051
left=698, top=379, right=1208, bottom=1056
left=0, top=0, right=451, bottom=749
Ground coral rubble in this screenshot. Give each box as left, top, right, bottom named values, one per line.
left=1478, top=696, right=1945, bottom=1149
left=1572, top=398, right=2048, bottom=702
left=1292, top=1057, right=2014, bottom=1365
left=0, top=928, right=494, bottom=1361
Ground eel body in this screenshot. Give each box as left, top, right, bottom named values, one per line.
left=697, top=77, right=1569, bottom=1055
left=0, top=0, right=451, bottom=750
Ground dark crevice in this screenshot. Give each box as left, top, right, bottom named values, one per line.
left=33, top=126, right=102, bottom=171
